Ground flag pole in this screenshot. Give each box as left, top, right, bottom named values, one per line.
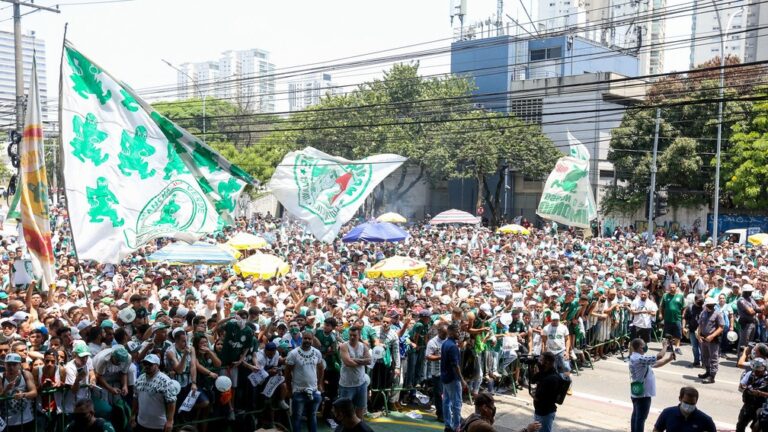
left=57, top=24, right=89, bottom=300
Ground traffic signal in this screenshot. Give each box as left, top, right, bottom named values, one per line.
left=655, top=191, right=669, bottom=218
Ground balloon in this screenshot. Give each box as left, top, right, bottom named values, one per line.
left=727, top=331, right=738, bottom=343
left=500, top=313, right=513, bottom=326
left=215, top=376, right=232, bottom=392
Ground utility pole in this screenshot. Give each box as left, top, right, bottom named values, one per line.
left=647, top=108, right=660, bottom=245
left=0, top=1, right=60, bottom=131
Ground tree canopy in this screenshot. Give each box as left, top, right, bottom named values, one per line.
left=605, top=56, right=767, bottom=214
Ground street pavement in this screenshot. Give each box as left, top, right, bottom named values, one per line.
left=492, top=341, right=743, bottom=432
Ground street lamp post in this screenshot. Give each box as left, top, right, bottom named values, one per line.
left=162, top=59, right=206, bottom=139
left=712, top=3, right=745, bottom=246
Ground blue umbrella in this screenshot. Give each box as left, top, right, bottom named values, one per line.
left=147, top=241, right=237, bottom=265
left=342, top=221, right=408, bottom=243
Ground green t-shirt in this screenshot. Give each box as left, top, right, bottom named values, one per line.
left=341, top=325, right=377, bottom=346
left=661, top=293, right=685, bottom=323
left=563, top=299, right=581, bottom=321
left=220, top=320, right=254, bottom=365
left=315, top=329, right=341, bottom=371
left=409, top=322, right=429, bottom=348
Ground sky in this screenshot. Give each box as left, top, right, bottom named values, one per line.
left=0, top=0, right=692, bottom=111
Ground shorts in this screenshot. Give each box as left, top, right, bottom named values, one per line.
left=339, top=383, right=368, bottom=410
left=221, top=366, right=239, bottom=388
left=663, top=321, right=682, bottom=339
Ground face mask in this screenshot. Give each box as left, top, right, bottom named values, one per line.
left=680, top=402, right=696, bottom=416
left=290, top=328, right=300, bottom=335
left=643, top=345, right=648, bottom=353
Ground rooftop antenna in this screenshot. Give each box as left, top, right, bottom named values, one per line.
left=497, top=0, right=504, bottom=36
left=450, top=0, right=468, bottom=39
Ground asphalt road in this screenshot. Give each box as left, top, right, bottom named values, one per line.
left=491, top=342, right=744, bottom=432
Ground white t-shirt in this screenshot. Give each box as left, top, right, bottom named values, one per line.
left=628, top=352, right=657, bottom=398
left=285, top=346, right=323, bottom=393
left=542, top=323, right=569, bottom=354
left=134, top=372, right=178, bottom=429
left=631, top=298, right=658, bottom=329
left=63, top=358, right=93, bottom=413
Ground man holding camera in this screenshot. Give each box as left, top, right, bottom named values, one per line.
left=628, top=338, right=675, bottom=432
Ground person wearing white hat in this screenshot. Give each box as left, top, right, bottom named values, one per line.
left=696, top=297, right=725, bottom=384
left=737, top=284, right=759, bottom=352
left=541, top=313, right=571, bottom=376
left=132, top=353, right=179, bottom=432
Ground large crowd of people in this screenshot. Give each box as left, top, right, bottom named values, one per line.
left=0, top=208, right=765, bottom=432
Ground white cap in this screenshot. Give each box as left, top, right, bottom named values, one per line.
left=551, top=313, right=561, bottom=320
left=743, top=284, right=755, bottom=292
left=704, top=297, right=717, bottom=305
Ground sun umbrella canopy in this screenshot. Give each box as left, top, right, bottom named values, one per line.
left=497, top=224, right=530, bottom=235
left=342, top=222, right=408, bottom=243
left=233, top=253, right=290, bottom=280
left=365, top=255, right=427, bottom=279
left=748, top=233, right=768, bottom=246
left=147, top=242, right=238, bottom=265
left=430, top=209, right=481, bottom=225
left=227, top=232, right=268, bottom=250
left=376, top=212, right=407, bottom=223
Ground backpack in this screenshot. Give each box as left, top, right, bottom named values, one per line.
left=110, top=398, right=132, bottom=432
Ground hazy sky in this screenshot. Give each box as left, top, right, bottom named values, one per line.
left=0, top=0, right=692, bottom=110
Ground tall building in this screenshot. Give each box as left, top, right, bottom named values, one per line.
left=690, top=0, right=760, bottom=68
left=287, top=73, right=336, bottom=112
left=176, top=61, right=219, bottom=100
left=0, top=30, right=48, bottom=124
left=535, top=0, right=587, bottom=34
left=218, top=49, right=276, bottom=113
left=497, top=0, right=666, bottom=75
left=175, top=48, right=276, bottom=113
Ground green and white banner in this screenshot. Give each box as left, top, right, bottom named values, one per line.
left=267, top=147, right=405, bottom=242
left=60, top=41, right=254, bottom=263
left=536, top=156, right=597, bottom=229
left=567, top=130, right=590, bottom=161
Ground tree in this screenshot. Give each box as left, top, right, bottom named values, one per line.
left=605, top=56, right=767, bottom=214
left=273, top=62, right=558, bottom=220
left=153, top=98, right=290, bottom=185
left=722, top=95, right=768, bottom=209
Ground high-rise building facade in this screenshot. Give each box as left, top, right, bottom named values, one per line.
left=526, top=0, right=666, bottom=75
left=176, top=48, right=276, bottom=113
left=287, top=73, right=336, bottom=112
left=690, top=0, right=760, bottom=68
left=0, top=30, right=48, bottom=124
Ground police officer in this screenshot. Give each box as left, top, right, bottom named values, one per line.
left=696, top=297, right=724, bottom=384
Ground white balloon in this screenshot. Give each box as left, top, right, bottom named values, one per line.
left=727, top=331, right=739, bottom=343
left=215, top=376, right=232, bottom=392
left=458, top=288, right=469, bottom=299
left=500, top=313, right=513, bottom=326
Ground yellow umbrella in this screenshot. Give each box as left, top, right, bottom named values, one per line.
left=497, top=224, right=530, bottom=235
left=376, top=212, right=407, bottom=223
left=233, top=253, right=290, bottom=279
left=365, top=255, right=427, bottom=279
left=227, top=232, right=268, bottom=250
left=748, top=233, right=768, bottom=246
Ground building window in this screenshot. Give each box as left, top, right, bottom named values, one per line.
left=509, top=98, right=543, bottom=125
left=530, top=47, right=562, bottom=61
left=599, top=170, right=614, bottom=179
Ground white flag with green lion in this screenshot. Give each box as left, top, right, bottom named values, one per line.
left=268, top=147, right=405, bottom=242
left=536, top=156, right=597, bottom=229
left=60, top=41, right=255, bottom=263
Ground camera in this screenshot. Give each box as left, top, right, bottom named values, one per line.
left=518, top=354, right=540, bottom=365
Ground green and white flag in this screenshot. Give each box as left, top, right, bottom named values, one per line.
left=567, top=130, right=590, bottom=161
left=60, top=41, right=255, bottom=263
left=536, top=156, right=597, bottom=229
left=267, top=147, right=405, bottom=242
